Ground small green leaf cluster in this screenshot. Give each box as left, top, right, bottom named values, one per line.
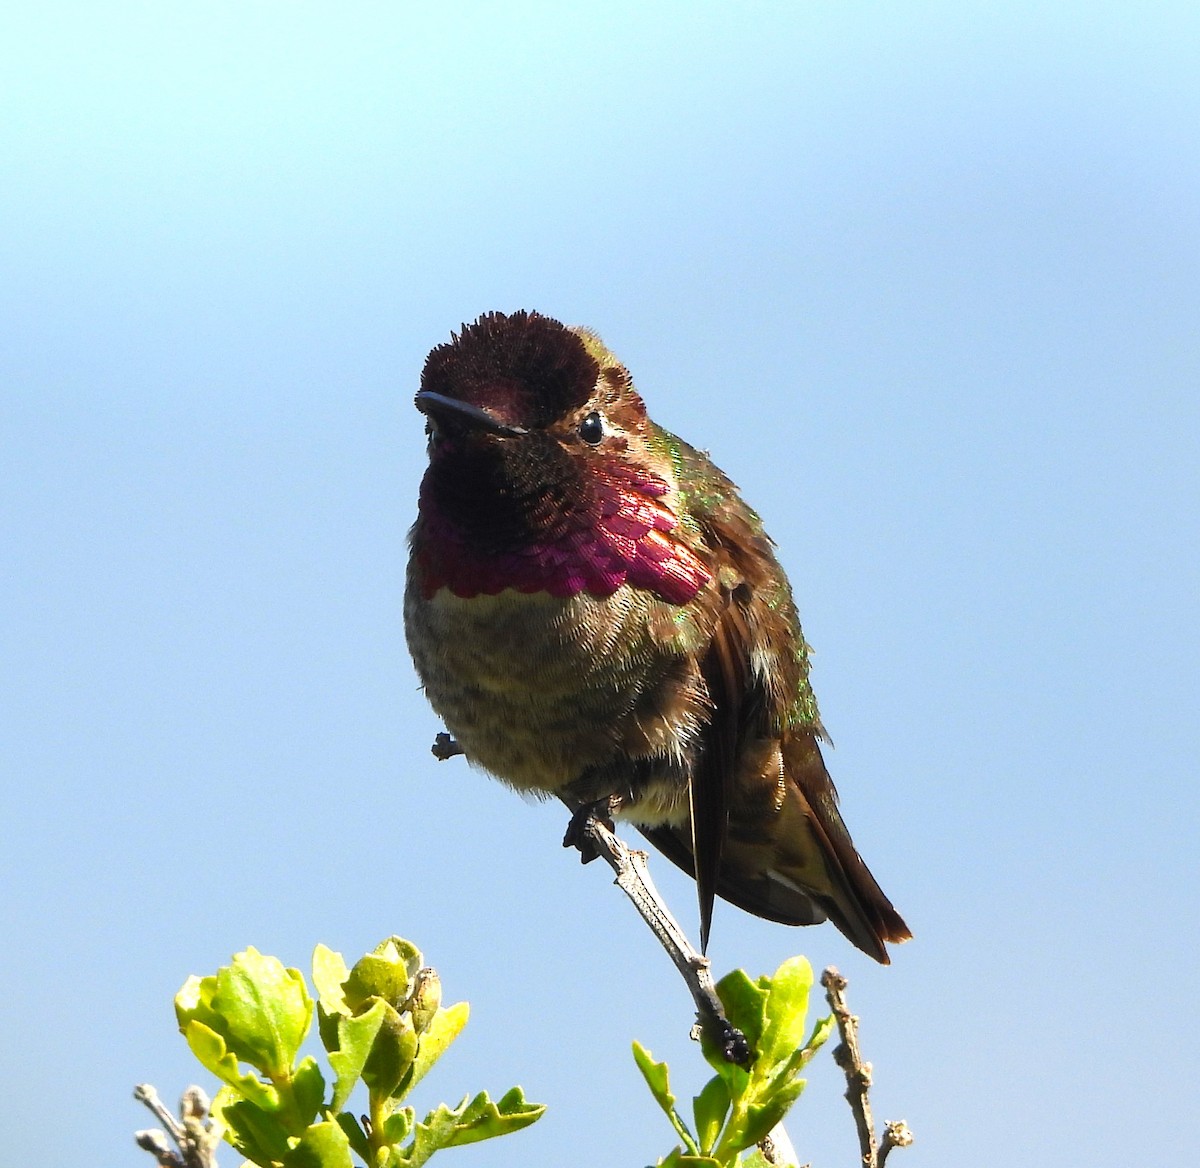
left=633, top=956, right=833, bottom=1167
left=175, top=937, right=544, bottom=1168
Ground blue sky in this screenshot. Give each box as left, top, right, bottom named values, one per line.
left=3, top=4, right=1198, bottom=1165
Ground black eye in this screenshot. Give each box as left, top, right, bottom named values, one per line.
left=578, top=411, right=605, bottom=445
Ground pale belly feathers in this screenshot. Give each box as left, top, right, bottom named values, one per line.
left=403, top=580, right=710, bottom=828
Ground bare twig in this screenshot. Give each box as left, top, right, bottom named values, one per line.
left=878, top=1120, right=914, bottom=1166
left=571, top=805, right=813, bottom=1161
left=820, top=967, right=912, bottom=1168
left=821, top=967, right=875, bottom=1166
left=134, top=1084, right=220, bottom=1168
left=575, top=811, right=751, bottom=1064
left=579, top=818, right=803, bottom=1161
left=433, top=738, right=748, bottom=1061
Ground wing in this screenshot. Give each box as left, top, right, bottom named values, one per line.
left=648, top=436, right=910, bottom=960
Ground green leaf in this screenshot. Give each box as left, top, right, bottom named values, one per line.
left=714, top=970, right=768, bottom=1054
left=178, top=937, right=542, bottom=1165
left=441, top=1086, right=546, bottom=1148
left=223, top=949, right=313, bottom=1077
left=281, top=1120, right=355, bottom=1168
left=692, top=1075, right=730, bottom=1154
left=311, top=945, right=351, bottom=1016
left=736, top=1079, right=807, bottom=1151
left=756, top=958, right=813, bottom=1075
left=761, top=1018, right=830, bottom=1103
left=400, top=1088, right=544, bottom=1163
left=406, top=1000, right=469, bottom=1093
left=362, top=1004, right=419, bottom=1100
left=290, top=1056, right=327, bottom=1127
left=759, top=1047, right=809, bottom=1103
left=177, top=948, right=312, bottom=1080
left=333, top=1109, right=369, bottom=1161
left=341, top=937, right=424, bottom=1014
left=382, top=1107, right=414, bottom=1146
left=375, top=936, right=424, bottom=984
left=633, top=1042, right=700, bottom=1155
left=212, top=1093, right=292, bottom=1166
left=803, top=1014, right=835, bottom=1059
left=632, top=1041, right=677, bottom=1118
left=714, top=1075, right=806, bottom=1160
left=398, top=1099, right=458, bottom=1167
left=312, top=944, right=352, bottom=1054
left=344, top=953, right=411, bottom=1014
left=327, top=997, right=390, bottom=1112
left=176, top=974, right=227, bottom=1040
left=659, top=1153, right=721, bottom=1168
left=335, top=1113, right=370, bottom=1164
left=181, top=1020, right=280, bottom=1110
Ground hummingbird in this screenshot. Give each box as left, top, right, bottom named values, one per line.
left=404, top=310, right=910, bottom=962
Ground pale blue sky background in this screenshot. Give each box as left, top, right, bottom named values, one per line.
left=3, top=4, right=1198, bottom=1166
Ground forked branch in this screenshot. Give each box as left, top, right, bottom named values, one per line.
left=134, top=1084, right=219, bottom=1168
left=820, top=967, right=913, bottom=1168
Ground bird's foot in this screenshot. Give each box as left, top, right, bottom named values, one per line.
left=562, top=795, right=623, bottom=864
left=431, top=733, right=464, bottom=761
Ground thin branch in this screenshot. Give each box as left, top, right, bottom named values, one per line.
left=571, top=804, right=807, bottom=1163
left=576, top=811, right=750, bottom=1065
left=820, top=967, right=912, bottom=1168
left=430, top=738, right=749, bottom=1060
left=431, top=740, right=747, bottom=1059
left=134, top=1084, right=220, bottom=1168
left=821, top=967, right=875, bottom=1166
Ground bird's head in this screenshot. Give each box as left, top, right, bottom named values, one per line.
left=411, top=311, right=708, bottom=603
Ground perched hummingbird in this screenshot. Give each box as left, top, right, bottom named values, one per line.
left=404, top=310, right=910, bottom=962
